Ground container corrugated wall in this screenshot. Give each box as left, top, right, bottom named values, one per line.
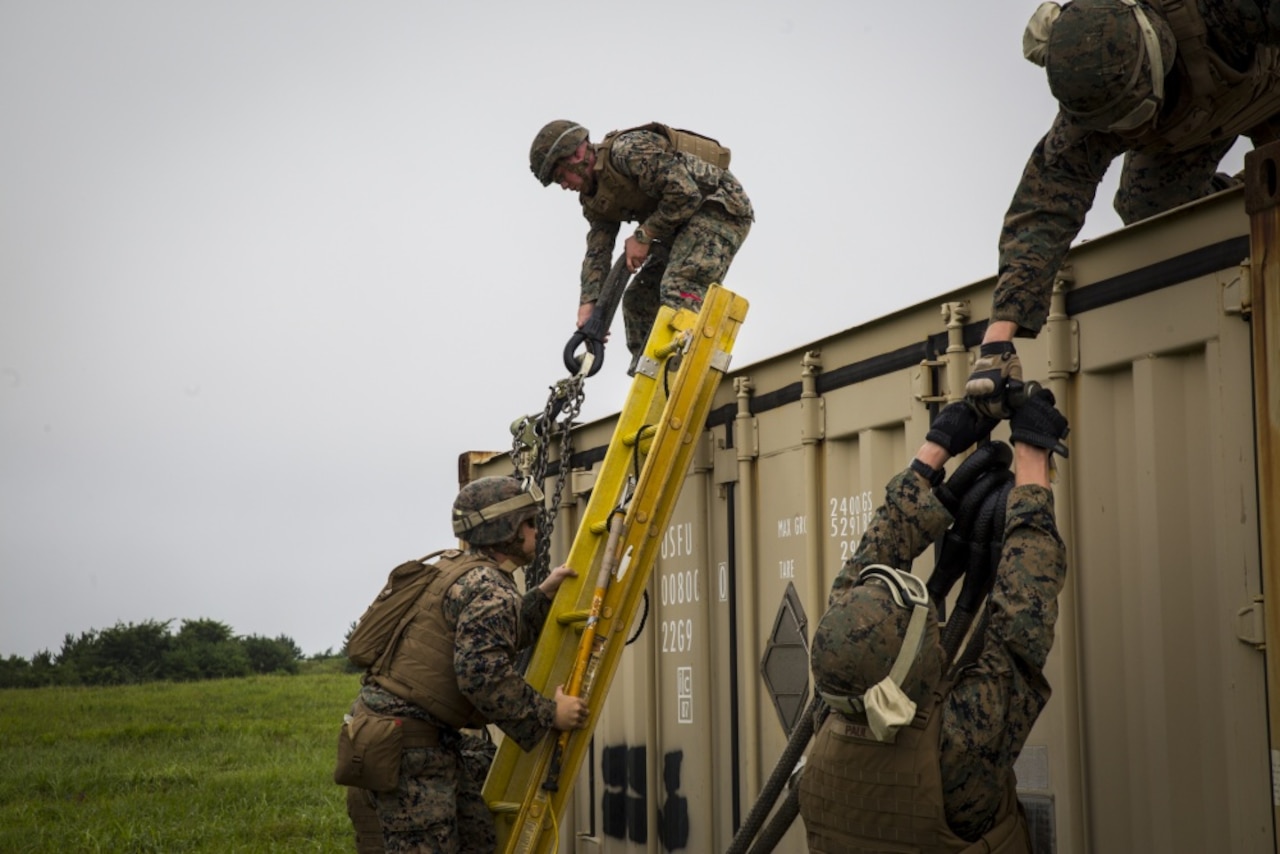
left=471, top=186, right=1272, bottom=854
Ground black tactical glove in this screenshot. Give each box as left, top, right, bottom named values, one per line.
left=965, top=341, right=1022, bottom=419
left=1010, top=386, right=1070, bottom=457
left=925, top=400, right=998, bottom=457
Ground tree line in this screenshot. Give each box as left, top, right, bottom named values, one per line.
left=0, top=618, right=322, bottom=689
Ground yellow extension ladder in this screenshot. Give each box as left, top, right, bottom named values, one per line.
left=482, top=283, right=749, bottom=854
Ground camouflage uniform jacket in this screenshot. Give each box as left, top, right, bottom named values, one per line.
left=577, top=128, right=753, bottom=304
left=361, top=559, right=558, bottom=752
left=822, top=467, right=1066, bottom=840
left=993, top=0, right=1280, bottom=336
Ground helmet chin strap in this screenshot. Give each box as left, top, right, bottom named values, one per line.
left=860, top=600, right=929, bottom=742
left=819, top=564, right=932, bottom=743
left=1103, top=0, right=1167, bottom=131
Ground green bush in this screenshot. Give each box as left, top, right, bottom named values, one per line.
left=0, top=619, right=312, bottom=688
left=243, top=635, right=303, bottom=675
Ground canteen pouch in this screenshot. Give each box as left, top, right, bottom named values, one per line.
left=334, top=710, right=404, bottom=792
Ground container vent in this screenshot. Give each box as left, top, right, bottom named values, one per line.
left=1019, top=794, right=1056, bottom=854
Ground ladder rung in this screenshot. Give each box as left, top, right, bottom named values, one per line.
left=555, top=609, right=591, bottom=626
left=622, top=425, right=658, bottom=447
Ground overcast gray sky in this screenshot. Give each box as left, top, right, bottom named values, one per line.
left=0, top=2, right=1248, bottom=659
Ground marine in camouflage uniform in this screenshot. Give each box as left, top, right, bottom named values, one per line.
left=968, top=0, right=1280, bottom=416
left=798, top=394, right=1069, bottom=851
left=347, top=477, right=587, bottom=854
left=357, top=567, right=554, bottom=854
left=530, top=120, right=754, bottom=360
left=995, top=0, right=1280, bottom=335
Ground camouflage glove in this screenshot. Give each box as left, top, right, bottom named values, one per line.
left=965, top=341, right=1022, bottom=419
left=1010, top=386, right=1070, bottom=457
left=925, top=400, right=998, bottom=457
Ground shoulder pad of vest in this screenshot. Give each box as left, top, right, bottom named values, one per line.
left=605, top=122, right=670, bottom=143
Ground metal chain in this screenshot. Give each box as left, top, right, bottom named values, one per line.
left=510, top=374, right=586, bottom=591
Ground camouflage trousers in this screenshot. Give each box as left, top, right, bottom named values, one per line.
left=371, top=733, right=498, bottom=854
left=1112, top=136, right=1240, bottom=224
left=1111, top=108, right=1280, bottom=225
left=621, top=203, right=751, bottom=356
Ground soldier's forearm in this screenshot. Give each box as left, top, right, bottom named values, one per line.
left=1014, top=444, right=1052, bottom=488
left=982, top=320, right=1019, bottom=345
left=993, top=117, right=1119, bottom=334
left=988, top=485, right=1065, bottom=669
left=848, top=470, right=951, bottom=571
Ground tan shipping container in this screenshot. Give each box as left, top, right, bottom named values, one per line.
left=467, top=146, right=1280, bottom=853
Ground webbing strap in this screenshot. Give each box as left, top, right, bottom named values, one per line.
left=399, top=717, right=441, bottom=749
left=355, top=698, right=440, bottom=748
left=887, top=604, right=929, bottom=688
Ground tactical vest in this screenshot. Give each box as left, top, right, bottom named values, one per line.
left=580, top=122, right=733, bottom=224
left=798, top=690, right=1031, bottom=854
left=1145, top=0, right=1280, bottom=150
left=367, top=550, right=498, bottom=730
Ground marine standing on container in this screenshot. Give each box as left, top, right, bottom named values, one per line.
left=967, top=0, right=1280, bottom=415
left=529, top=120, right=754, bottom=370
left=347, top=476, right=589, bottom=854
left=797, top=393, right=1070, bottom=852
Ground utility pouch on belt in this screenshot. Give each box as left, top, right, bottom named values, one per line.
left=334, top=705, right=439, bottom=792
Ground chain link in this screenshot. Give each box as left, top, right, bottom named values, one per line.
left=510, top=374, right=586, bottom=591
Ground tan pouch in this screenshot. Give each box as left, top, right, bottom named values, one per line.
left=334, top=709, right=405, bottom=792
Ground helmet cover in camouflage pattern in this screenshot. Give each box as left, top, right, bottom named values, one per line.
left=1041, top=0, right=1176, bottom=130
left=451, top=476, right=540, bottom=546
left=810, top=576, right=943, bottom=708
left=530, top=120, right=589, bottom=186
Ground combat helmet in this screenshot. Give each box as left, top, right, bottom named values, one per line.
left=810, top=565, right=943, bottom=742
left=530, top=120, right=589, bottom=186
left=451, top=476, right=542, bottom=546
left=1024, top=0, right=1176, bottom=132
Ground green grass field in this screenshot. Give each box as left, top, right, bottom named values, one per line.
left=0, top=662, right=363, bottom=853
